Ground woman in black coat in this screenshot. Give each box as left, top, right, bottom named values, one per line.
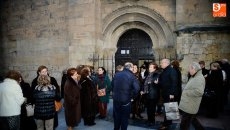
left=205, top=62, right=223, bottom=118
left=79, top=67, right=98, bottom=126
left=20, top=76, right=37, bottom=130
left=142, top=63, right=160, bottom=126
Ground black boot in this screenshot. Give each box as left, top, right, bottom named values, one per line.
left=88, top=117, right=96, bottom=126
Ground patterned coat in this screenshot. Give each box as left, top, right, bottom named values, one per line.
left=179, top=70, right=205, bottom=114
left=33, top=84, right=56, bottom=120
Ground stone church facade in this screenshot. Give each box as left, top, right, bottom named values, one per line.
left=0, top=0, right=230, bottom=83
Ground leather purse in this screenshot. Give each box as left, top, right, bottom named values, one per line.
left=97, top=88, right=106, bottom=96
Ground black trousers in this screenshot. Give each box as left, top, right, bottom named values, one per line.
left=0, top=115, right=20, bottom=130
left=54, top=112, right=58, bottom=128
left=146, top=98, right=157, bottom=123
left=180, top=110, right=205, bottom=130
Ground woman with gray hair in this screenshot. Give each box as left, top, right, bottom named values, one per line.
left=179, top=62, right=205, bottom=130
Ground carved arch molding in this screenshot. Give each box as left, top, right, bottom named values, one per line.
left=102, top=5, right=175, bottom=55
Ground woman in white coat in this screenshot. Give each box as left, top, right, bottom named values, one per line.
left=0, top=70, right=25, bottom=130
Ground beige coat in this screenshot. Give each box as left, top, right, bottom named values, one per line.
left=179, top=70, right=205, bottom=114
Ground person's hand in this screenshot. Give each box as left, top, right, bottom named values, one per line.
left=154, top=78, right=158, bottom=84
left=24, top=98, right=27, bottom=103
left=169, top=95, right=174, bottom=99
left=140, top=91, right=144, bottom=95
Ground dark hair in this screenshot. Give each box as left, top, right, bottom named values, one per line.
left=171, top=60, right=180, bottom=69
left=76, top=65, right=85, bottom=75
left=80, top=67, right=90, bottom=78
left=5, top=70, right=21, bottom=83
left=149, top=62, right=159, bottom=70
left=199, top=61, right=205, bottom=65
left=67, top=68, right=78, bottom=77
left=98, top=67, right=106, bottom=75
left=37, top=65, right=48, bottom=75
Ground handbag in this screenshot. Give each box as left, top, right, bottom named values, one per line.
left=203, top=88, right=216, bottom=99
left=55, top=101, right=62, bottom=112
left=164, top=102, right=180, bottom=120
left=97, top=88, right=106, bottom=96
left=25, top=104, right=35, bottom=117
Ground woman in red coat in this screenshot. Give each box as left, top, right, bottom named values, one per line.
left=64, top=68, right=81, bottom=130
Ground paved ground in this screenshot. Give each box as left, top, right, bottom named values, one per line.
left=56, top=98, right=230, bottom=130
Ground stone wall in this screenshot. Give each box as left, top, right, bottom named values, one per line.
left=0, top=0, right=69, bottom=83
left=176, top=0, right=230, bottom=82
left=176, top=0, right=230, bottom=28
left=177, top=32, right=230, bottom=82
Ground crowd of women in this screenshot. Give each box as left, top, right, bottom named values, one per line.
left=0, top=58, right=229, bottom=130
left=0, top=65, right=112, bottom=130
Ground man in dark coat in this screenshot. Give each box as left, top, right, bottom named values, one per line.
left=112, top=62, right=140, bottom=130
left=158, top=59, right=178, bottom=130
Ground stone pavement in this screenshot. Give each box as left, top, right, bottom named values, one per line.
left=56, top=99, right=230, bottom=130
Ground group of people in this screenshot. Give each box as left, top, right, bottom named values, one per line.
left=112, top=58, right=230, bottom=130
left=199, top=60, right=230, bottom=118
left=0, top=58, right=229, bottom=130
left=112, top=59, right=182, bottom=130
left=0, top=65, right=112, bottom=130
left=0, top=65, right=62, bottom=130
left=61, top=66, right=111, bottom=130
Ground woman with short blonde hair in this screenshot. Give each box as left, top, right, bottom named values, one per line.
left=33, top=75, right=57, bottom=130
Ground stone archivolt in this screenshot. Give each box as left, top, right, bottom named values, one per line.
left=102, top=5, right=175, bottom=52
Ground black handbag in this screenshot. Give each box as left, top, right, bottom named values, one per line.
left=203, top=89, right=216, bottom=99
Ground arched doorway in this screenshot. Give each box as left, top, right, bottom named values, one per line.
left=115, top=29, right=154, bottom=67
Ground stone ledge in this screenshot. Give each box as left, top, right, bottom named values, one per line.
left=175, top=24, right=230, bottom=34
